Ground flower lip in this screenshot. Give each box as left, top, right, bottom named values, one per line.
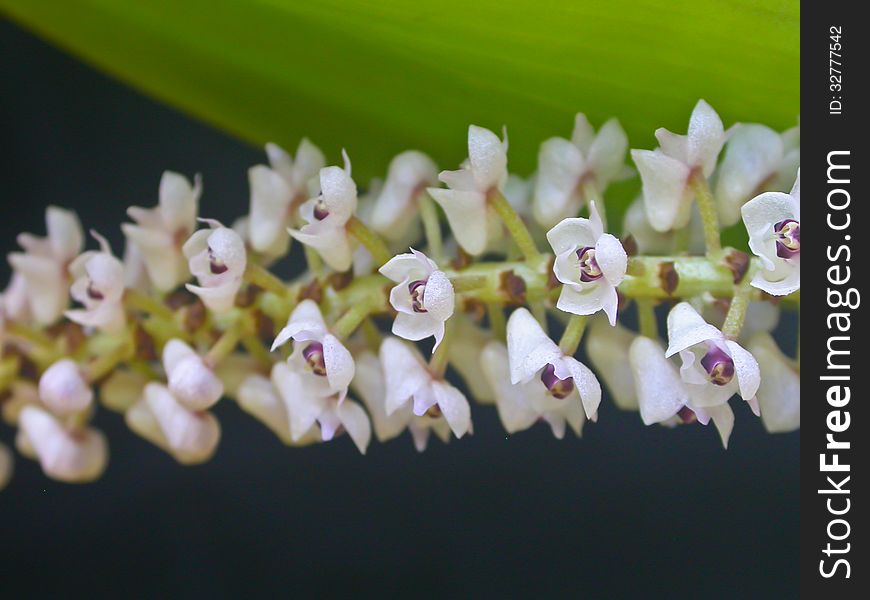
left=774, top=218, right=800, bottom=259
left=86, top=283, right=104, bottom=300
left=540, top=363, right=575, bottom=399
left=677, top=406, right=697, bottom=424
left=313, top=194, right=329, bottom=221
left=207, top=246, right=229, bottom=274
left=576, top=245, right=603, bottom=282
left=408, top=279, right=428, bottom=313
left=700, top=344, right=735, bottom=386
left=302, top=341, right=327, bottom=376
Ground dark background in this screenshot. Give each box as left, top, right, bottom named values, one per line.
left=0, top=18, right=798, bottom=599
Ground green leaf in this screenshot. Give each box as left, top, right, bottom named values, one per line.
left=2, top=0, right=798, bottom=188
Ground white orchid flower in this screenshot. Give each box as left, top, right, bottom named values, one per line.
left=481, top=341, right=586, bottom=438
left=665, top=302, right=761, bottom=415
left=715, top=123, right=800, bottom=226
left=126, top=383, right=220, bottom=465
left=183, top=219, right=247, bottom=314
left=162, top=338, right=224, bottom=411
left=741, top=169, right=800, bottom=296
left=236, top=371, right=320, bottom=446
left=628, top=336, right=735, bottom=448
left=289, top=151, right=358, bottom=271
left=18, top=405, right=107, bottom=483
left=370, top=150, right=439, bottom=241
left=379, top=336, right=471, bottom=438
left=38, top=358, right=93, bottom=416
left=122, top=171, right=200, bottom=292
left=379, top=248, right=454, bottom=351
left=65, top=231, right=126, bottom=334
left=631, top=100, right=728, bottom=232
left=747, top=332, right=800, bottom=434
left=248, top=139, right=325, bottom=256
left=506, top=307, right=602, bottom=421
left=546, top=202, right=627, bottom=325
left=428, top=125, right=508, bottom=255
left=7, top=206, right=84, bottom=325
left=533, top=114, right=629, bottom=227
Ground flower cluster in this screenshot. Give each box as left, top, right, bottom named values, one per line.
left=0, top=101, right=799, bottom=489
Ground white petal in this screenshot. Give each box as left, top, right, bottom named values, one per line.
left=586, top=318, right=638, bottom=410
left=506, top=308, right=562, bottom=384
left=427, top=188, right=489, bottom=255
left=533, top=137, right=585, bottom=227
left=248, top=165, right=292, bottom=253
left=158, top=171, right=200, bottom=233
left=351, top=351, right=412, bottom=442
left=370, top=151, right=438, bottom=238
left=556, top=355, right=602, bottom=421
left=546, top=216, right=599, bottom=255
left=7, top=252, right=68, bottom=325
left=587, top=118, right=629, bottom=186
left=629, top=336, right=689, bottom=425
left=19, top=406, right=107, bottom=483
left=378, top=251, right=432, bottom=283
left=322, top=333, right=355, bottom=398
left=46, top=206, right=85, bottom=262
left=167, top=354, right=224, bottom=411
left=185, top=281, right=241, bottom=315
left=271, top=362, right=326, bottom=441
left=337, top=400, right=372, bottom=454
left=631, top=149, right=692, bottom=232
left=392, top=312, right=444, bottom=347
left=319, top=165, right=358, bottom=221
left=38, top=359, right=93, bottom=416
left=431, top=380, right=471, bottom=438
left=480, top=342, right=539, bottom=433
left=143, top=383, right=220, bottom=463
left=715, top=124, right=784, bottom=226
left=421, top=270, right=454, bottom=322
left=121, top=224, right=186, bottom=292
left=706, top=402, right=735, bottom=448
left=556, top=281, right=618, bottom=325
left=686, top=99, right=726, bottom=175
left=665, top=302, right=723, bottom=357
left=570, top=113, right=595, bottom=152
left=594, top=233, right=627, bottom=287
left=467, top=124, right=508, bottom=190
left=288, top=222, right=354, bottom=272
left=292, top=139, right=327, bottom=189
left=748, top=333, right=800, bottom=433
left=379, top=337, right=431, bottom=415
left=271, top=299, right=328, bottom=350
left=236, top=374, right=293, bottom=444
left=751, top=262, right=800, bottom=297
left=725, top=340, right=761, bottom=404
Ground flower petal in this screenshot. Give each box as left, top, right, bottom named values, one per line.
left=431, top=380, right=471, bottom=438
left=665, top=302, right=723, bottom=357
left=481, top=341, right=540, bottom=433
left=725, top=340, right=761, bottom=404
left=629, top=336, right=689, bottom=425
left=687, top=99, right=726, bottom=175
left=248, top=165, right=292, bottom=253
left=506, top=308, right=562, bottom=384
left=468, top=124, right=508, bottom=191
left=271, top=299, right=328, bottom=351
left=380, top=337, right=431, bottom=415
left=337, top=400, right=372, bottom=454
left=586, top=318, right=638, bottom=410
left=427, top=188, right=489, bottom=255
left=38, top=359, right=93, bottom=416
left=557, top=355, right=602, bottom=421
left=533, top=137, right=585, bottom=227
left=748, top=332, right=800, bottom=433
left=19, top=405, right=107, bottom=483
left=631, top=149, right=692, bottom=232
left=322, top=333, right=355, bottom=398
left=546, top=216, right=599, bottom=255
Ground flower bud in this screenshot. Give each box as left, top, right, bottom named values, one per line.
left=38, top=359, right=93, bottom=416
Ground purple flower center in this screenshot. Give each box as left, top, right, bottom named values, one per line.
left=773, top=219, right=800, bottom=259
left=677, top=406, right=697, bottom=424
left=208, top=247, right=228, bottom=275
left=86, top=282, right=104, bottom=301
left=576, top=246, right=603, bottom=282
left=540, top=363, right=575, bottom=399
left=409, top=279, right=428, bottom=313
left=302, top=342, right=327, bottom=376
left=700, top=346, right=735, bottom=386
left=313, top=194, right=329, bottom=221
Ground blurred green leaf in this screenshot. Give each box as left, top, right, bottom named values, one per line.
left=2, top=0, right=798, bottom=187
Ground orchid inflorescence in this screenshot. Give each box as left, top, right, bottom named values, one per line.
left=0, top=100, right=800, bottom=488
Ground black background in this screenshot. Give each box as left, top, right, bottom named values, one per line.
left=1, top=19, right=798, bottom=599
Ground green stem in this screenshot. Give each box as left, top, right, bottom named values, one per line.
left=450, top=275, right=488, bottom=293
left=244, top=263, right=289, bottom=297
left=580, top=180, right=607, bottom=229
left=303, top=245, right=325, bottom=280
left=332, top=299, right=376, bottom=340
left=205, top=317, right=245, bottom=366
left=722, top=278, right=753, bottom=339
left=85, top=334, right=133, bottom=382
left=486, top=303, right=506, bottom=342
left=418, top=191, right=444, bottom=264
left=346, top=216, right=392, bottom=267
left=637, top=300, right=659, bottom=339
left=241, top=334, right=275, bottom=369
left=690, top=174, right=722, bottom=259
left=558, top=315, right=587, bottom=355
left=489, top=191, right=542, bottom=262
